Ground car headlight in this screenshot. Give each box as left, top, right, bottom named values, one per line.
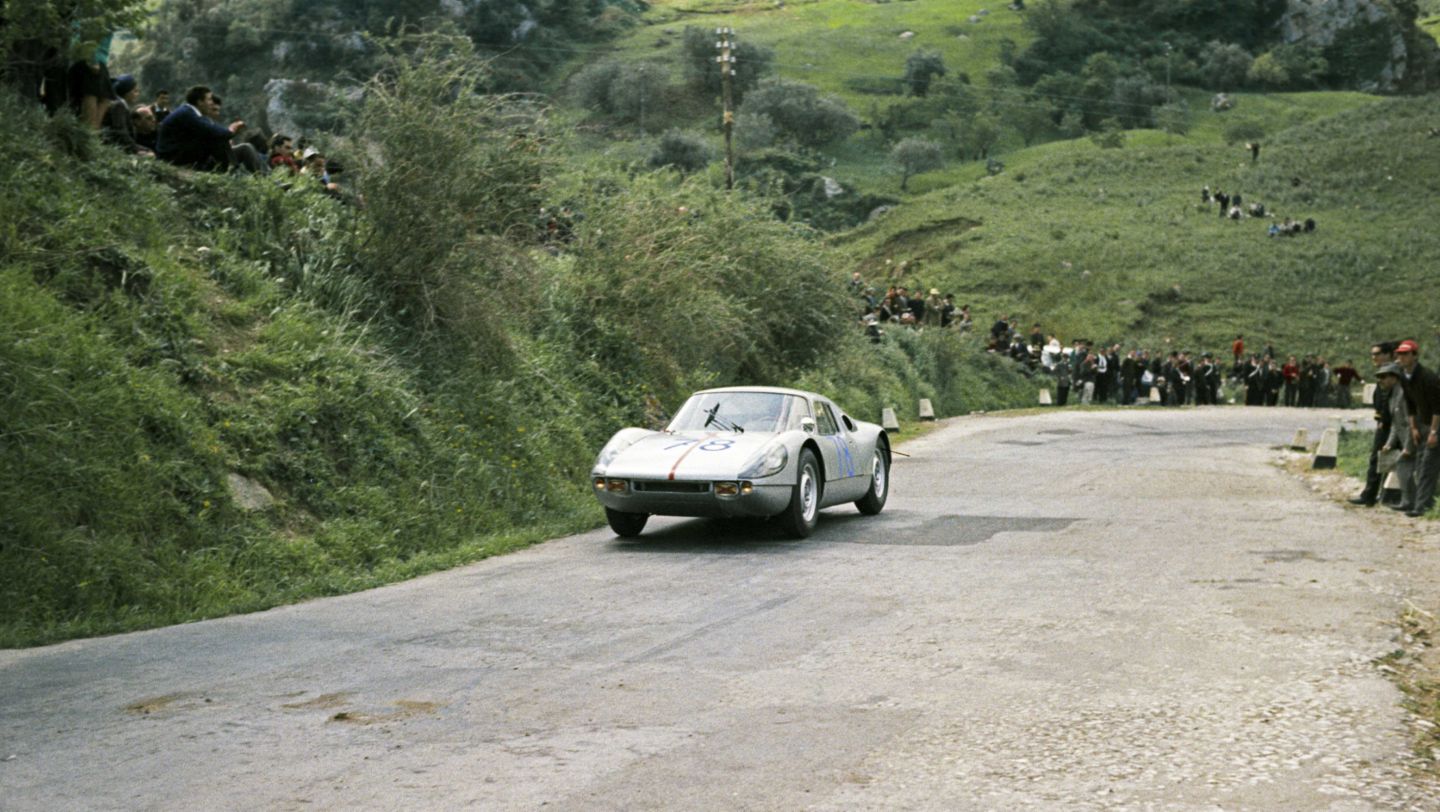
left=595, top=431, right=644, bottom=470
left=739, top=442, right=788, bottom=479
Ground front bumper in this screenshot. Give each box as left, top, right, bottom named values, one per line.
left=591, top=475, right=792, bottom=518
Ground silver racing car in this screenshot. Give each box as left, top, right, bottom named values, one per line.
left=591, top=386, right=891, bottom=538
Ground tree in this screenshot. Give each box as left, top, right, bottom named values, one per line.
left=739, top=78, right=860, bottom=148
left=1089, top=118, right=1125, bottom=149
left=999, top=94, right=1054, bottom=146
left=904, top=51, right=947, bottom=97
left=891, top=138, right=944, bottom=191
left=1155, top=101, right=1190, bottom=137
left=681, top=26, right=774, bottom=103
left=2, top=0, right=148, bottom=100
left=963, top=113, right=1002, bottom=160
left=1248, top=44, right=1328, bottom=89
left=648, top=130, right=712, bottom=173
left=608, top=62, right=669, bottom=127
left=1110, top=74, right=1170, bottom=128
left=1201, top=41, right=1254, bottom=90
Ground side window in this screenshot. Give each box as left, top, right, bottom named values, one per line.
left=783, top=396, right=813, bottom=431
left=814, top=402, right=839, bottom=435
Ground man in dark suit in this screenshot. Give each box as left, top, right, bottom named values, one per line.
left=156, top=85, right=246, bottom=171
left=1397, top=340, right=1440, bottom=517
left=1351, top=341, right=1397, bottom=506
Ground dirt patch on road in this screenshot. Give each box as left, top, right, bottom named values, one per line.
left=328, top=699, right=443, bottom=725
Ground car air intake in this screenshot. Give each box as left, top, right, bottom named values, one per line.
left=632, top=480, right=710, bottom=494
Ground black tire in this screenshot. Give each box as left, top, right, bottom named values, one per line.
left=778, top=449, right=821, bottom=539
left=605, top=507, right=648, bottom=538
left=855, top=442, right=890, bottom=516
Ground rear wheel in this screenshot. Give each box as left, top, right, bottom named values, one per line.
left=778, top=449, right=820, bottom=539
left=605, top=508, right=648, bottom=538
left=855, top=444, right=890, bottom=516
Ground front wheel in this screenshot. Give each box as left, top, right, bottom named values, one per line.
left=855, top=444, right=890, bottom=515
left=605, top=507, right=648, bottom=538
left=778, top=449, right=820, bottom=539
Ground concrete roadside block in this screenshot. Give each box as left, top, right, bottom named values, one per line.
left=1363, top=383, right=1376, bottom=405
left=1290, top=428, right=1309, bottom=451
left=1312, top=428, right=1339, bottom=469
left=1382, top=470, right=1402, bottom=505
left=1039, top=389, right=1052, bottom=406
left=882, top=407, right=900, bottom=433
left=918, top=399, right=935, bottom=421
left=1149, top=387, right=1162, bottom=404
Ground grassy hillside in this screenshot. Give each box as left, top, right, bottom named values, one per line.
left=830, top=93, right=1440, bottom=356
left=618, top=0, right=1028, bottom=106
left=0, top=64, right=1034, bottom=647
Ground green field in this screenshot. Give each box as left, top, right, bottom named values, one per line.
left=829, top=93, right=1440, bottom=356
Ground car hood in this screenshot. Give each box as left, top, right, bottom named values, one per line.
left=603, top=430, right=783, bottom=480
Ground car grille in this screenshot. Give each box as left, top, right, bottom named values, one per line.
left=632, top=480, right=710, bottom=494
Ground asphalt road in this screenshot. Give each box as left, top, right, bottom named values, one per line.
left=3, top=407, right=1438, bottom=810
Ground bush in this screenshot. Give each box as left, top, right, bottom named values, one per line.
left=571, top=60, right=624, bottom=114
left=608, top=62, right=670, bottom=126
left=1201, top=41, right=1253, bottom=90
left=904, top=51, right=948, bottom=97
left=735, top=112, right=779, bottom=150
left=739, top=78, right=860, bottom=148
left=891, top=138, right=945, bottom=191
left=352, top=33, right=546, bottom=337
left=681, top=26, right=774, bottom=103
left=648, top=130, right=712, bottom=172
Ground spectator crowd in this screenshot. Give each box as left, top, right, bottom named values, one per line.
left=850, top=272, right=1438, bottom=518
left=29, top=37, right=350, bottom=199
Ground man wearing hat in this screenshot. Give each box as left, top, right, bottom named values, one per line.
left=101, top=74, right=152, bottom=156
left=1351, top=341, right=1398, bottom=506
left=1396, top=339, right=1440, bottom=517
left=1371, top=363, right=1417, bottom=511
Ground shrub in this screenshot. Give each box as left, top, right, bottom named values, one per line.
left=739, top=78, right=860, bottom=148
left=608, top=62, right=670, bottom=126
left=735, top=112, right=779, bottom=150
left=352, top=33, right=546, bottom=337
left=681, top=26, right=774, bottom=103
left=891, top=138, right=945, bottom=191
left=1201, top=41, right=1253, bottom=90
left=571, top=60, right=624, bottom=114
left=648, top=130, right=712, bottom=172
left=904, top=51, right=948, bottom=97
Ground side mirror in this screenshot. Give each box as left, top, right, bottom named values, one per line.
left=800, top=417, right=817, bottom=434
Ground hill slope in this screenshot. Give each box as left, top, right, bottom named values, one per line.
left=832, top=93, right=1440, bottom=356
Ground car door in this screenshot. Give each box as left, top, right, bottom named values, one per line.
left=813, top=399, right=862, bottom=501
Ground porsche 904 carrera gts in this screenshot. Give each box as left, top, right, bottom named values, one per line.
left=591, top=386, right=891, bottom=538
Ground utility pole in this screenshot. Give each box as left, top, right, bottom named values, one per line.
left=716, top=27, right=736, bottom=190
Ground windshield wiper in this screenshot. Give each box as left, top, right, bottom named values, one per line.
left=702, top=404, right=744, bottom=433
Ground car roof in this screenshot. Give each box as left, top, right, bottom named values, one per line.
left=692, top=385, right=821, bottom=400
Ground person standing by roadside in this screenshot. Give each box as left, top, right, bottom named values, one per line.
left=1371, top=364, right=1416, bottom=511
left=1054, top=351, right=1072, bottom=406
left=1396, top=340, right=1440, bottom=517
left=1281, top=355, right=1300, bottom=406
left=1352, top=342, right=1398, bottom=506
left=1334, top=360, right=1360, bottom=408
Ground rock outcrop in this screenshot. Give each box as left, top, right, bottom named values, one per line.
left=1278, top=0, right=1440, bottom=91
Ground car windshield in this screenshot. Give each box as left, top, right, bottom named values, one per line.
left=668, top=392, right=807, bottom=434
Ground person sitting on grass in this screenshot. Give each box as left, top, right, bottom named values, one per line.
left=156, top=85, right=246, bottom=172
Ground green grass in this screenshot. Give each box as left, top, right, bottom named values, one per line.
left=827, top=93, right=1440, bottom=359
left=617, top=0, right=1029, bottom=111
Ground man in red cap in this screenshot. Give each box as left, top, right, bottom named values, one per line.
left=1395, top=339, right=1440, bottom=517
